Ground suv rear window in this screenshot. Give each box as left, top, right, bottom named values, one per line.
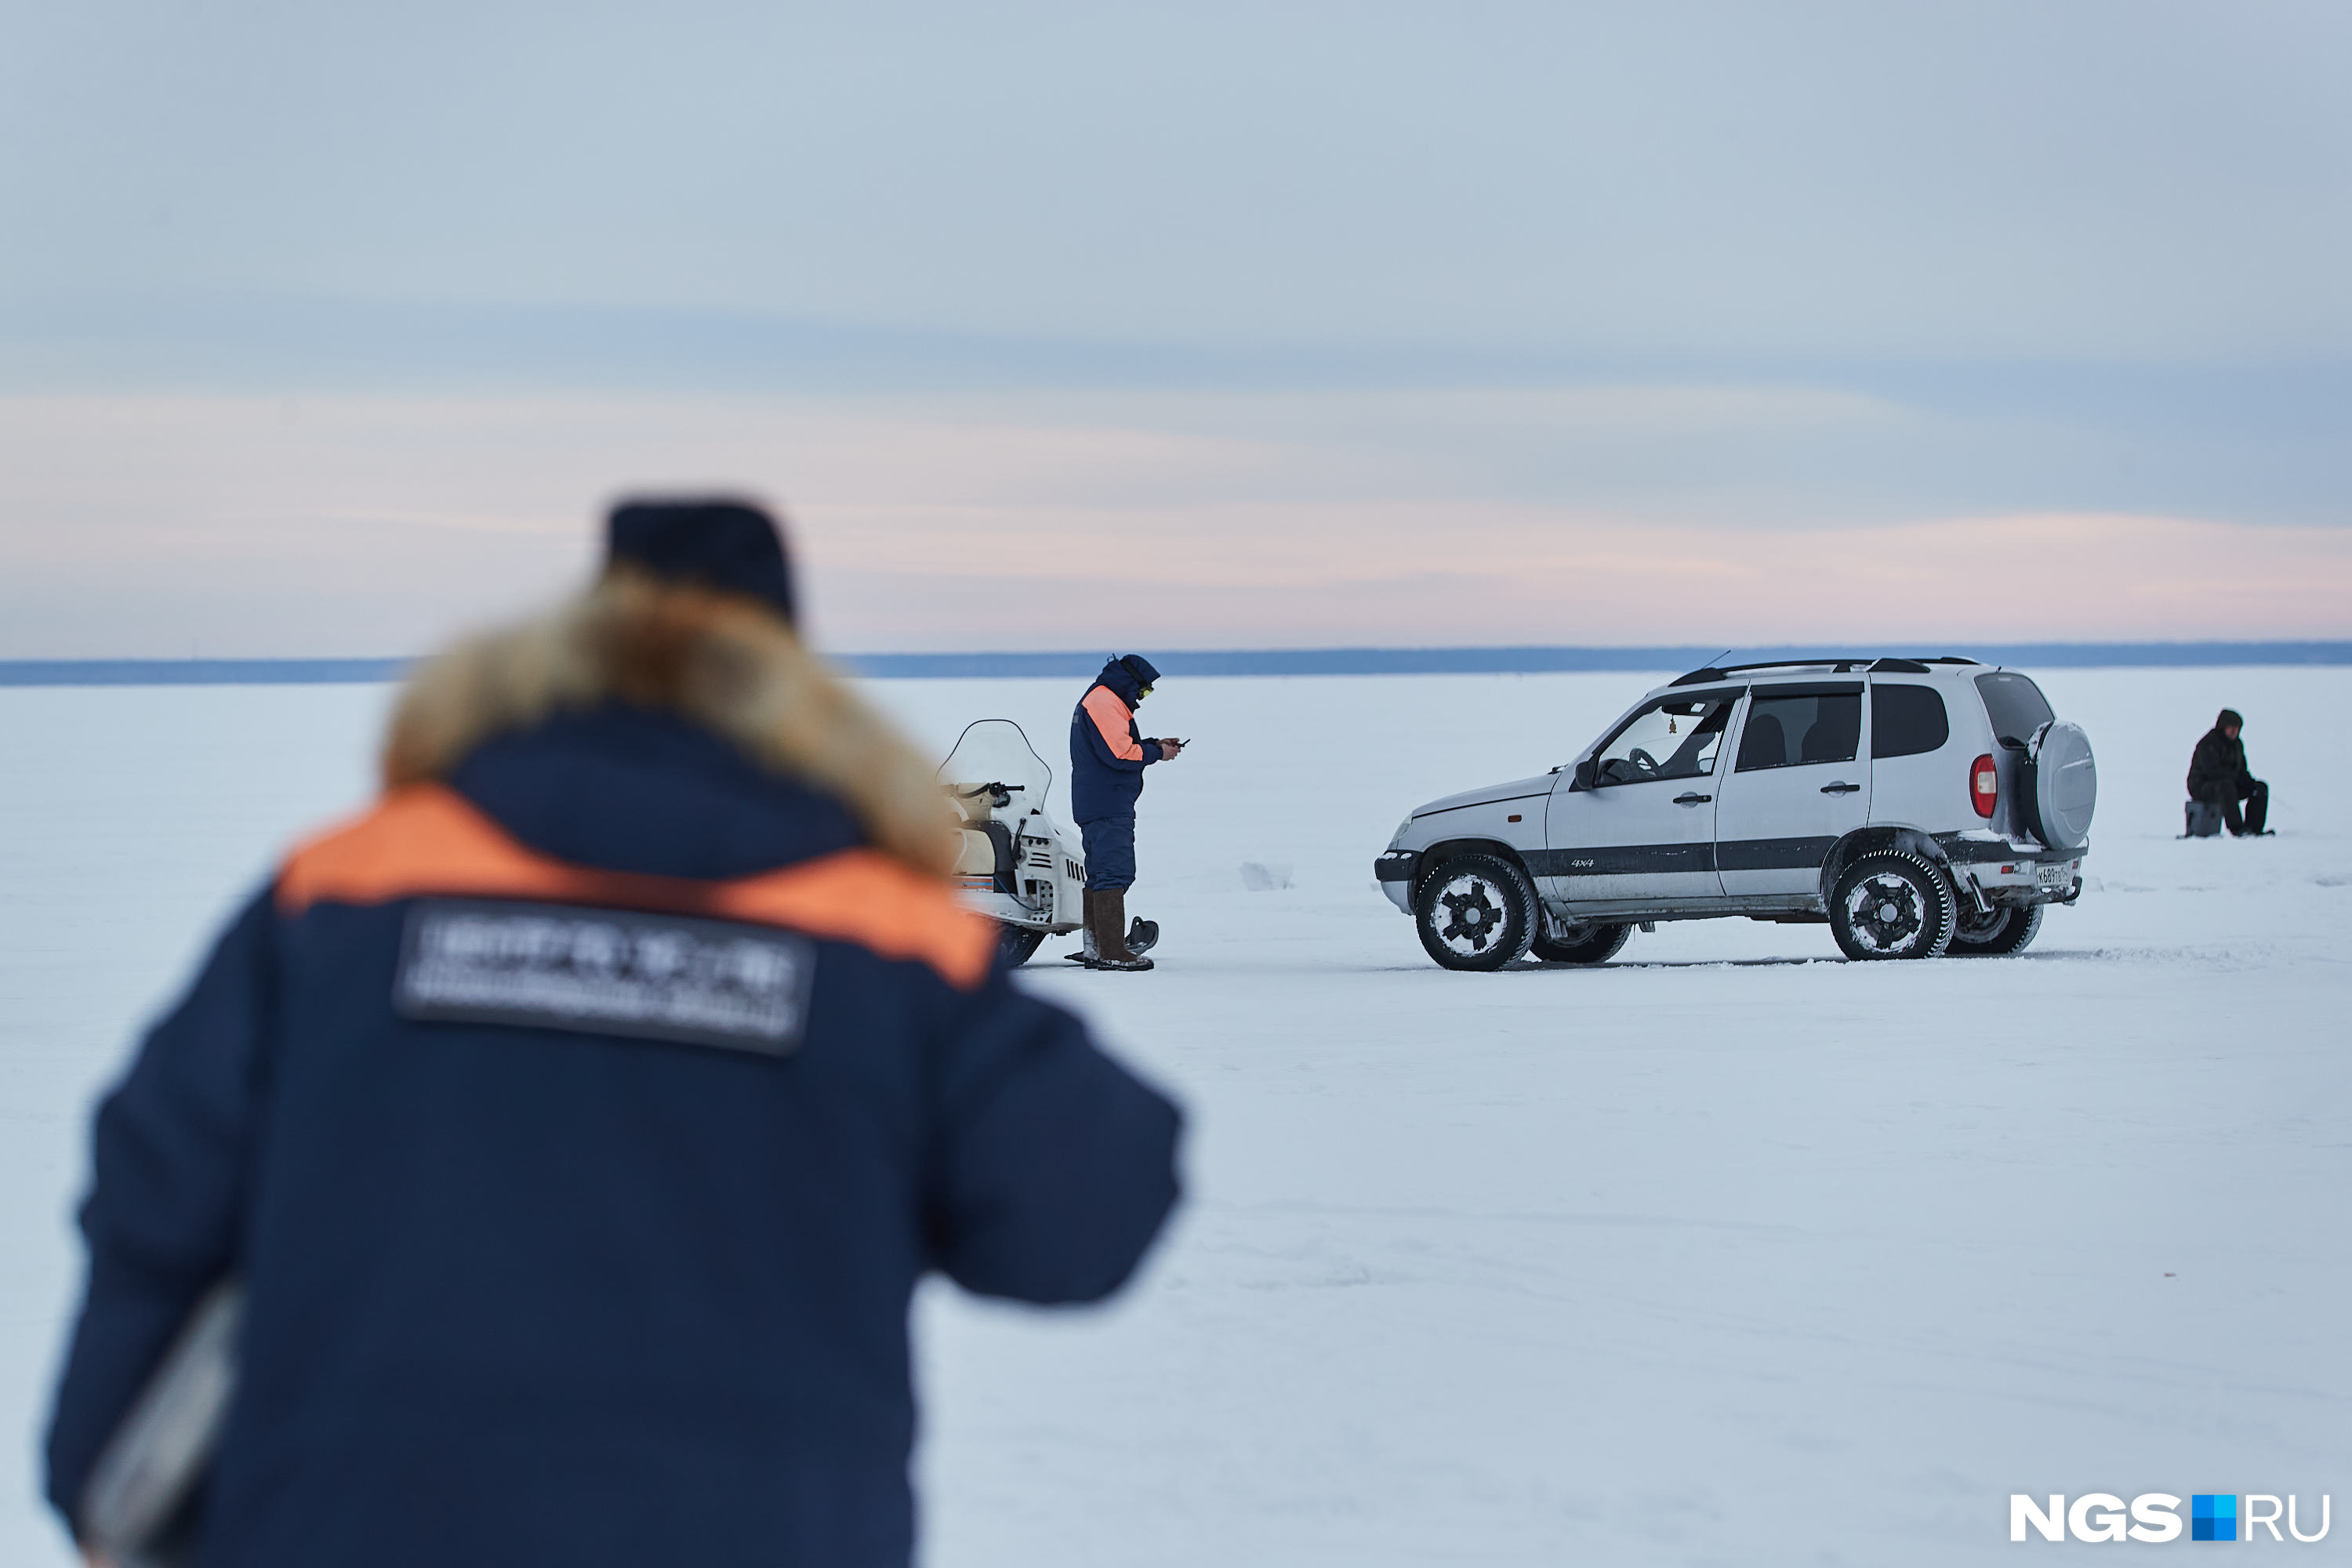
left=1973, top=672, right=2055, bottom=746
left=1871, top=684, right=1949, bottom=759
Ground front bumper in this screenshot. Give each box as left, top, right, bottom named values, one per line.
left=1374, top=850, right=1417, bottom=913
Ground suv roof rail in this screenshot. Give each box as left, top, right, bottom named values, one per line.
left=1669, top=653, right=1987, bottom=686
left=1669, top=658, right=1857, bottom=685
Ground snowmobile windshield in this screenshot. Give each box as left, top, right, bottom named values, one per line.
left=938, top=720, right=1054, bottom=819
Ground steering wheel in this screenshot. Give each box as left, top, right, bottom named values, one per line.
left=1626, top=748, right=1661, bottom=776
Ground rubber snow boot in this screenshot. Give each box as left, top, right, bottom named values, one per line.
left=1065, top=891, right=1105, bottom=963
left=1084, top=889, right=1153, bottom=971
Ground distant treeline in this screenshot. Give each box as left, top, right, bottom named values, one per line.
left=4, top=643, right=2349, bottom=688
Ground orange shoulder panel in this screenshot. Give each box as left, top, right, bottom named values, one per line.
left=1081, top=684, right=1145, bottom=761
left=278, top=784, right=994, bottom=990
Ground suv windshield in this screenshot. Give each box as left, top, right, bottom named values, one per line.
left=1973, top=672, right=2055, bottom=747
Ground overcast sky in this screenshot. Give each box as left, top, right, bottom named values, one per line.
left=2, top=0, right=2347, bottom=654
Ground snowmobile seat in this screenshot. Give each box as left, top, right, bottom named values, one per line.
left=958, top=819, right=1019, bottom=892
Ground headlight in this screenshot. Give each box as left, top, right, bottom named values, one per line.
left=1388, top=815, right=1414, bottom=849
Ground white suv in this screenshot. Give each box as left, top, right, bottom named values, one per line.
left=1375, top=658, right=2096, bottom=969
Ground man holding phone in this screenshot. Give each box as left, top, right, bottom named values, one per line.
left=1069, top=654, right=1184, bottom=971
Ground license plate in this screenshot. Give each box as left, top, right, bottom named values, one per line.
left=2035, top=862, right=2073, bottom=887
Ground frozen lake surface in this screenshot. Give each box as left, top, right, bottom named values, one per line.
left=2, top=668, right=2346, bottom=1565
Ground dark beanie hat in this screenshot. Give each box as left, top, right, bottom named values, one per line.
left=1118, top=653, right=1162, bottom=686
left=606, top=498, right=796, bottom=623
left=2218, top=707, right=2243, bottom=729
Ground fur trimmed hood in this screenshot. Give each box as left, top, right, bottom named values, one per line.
left=383, top=571, right=959, bottom=875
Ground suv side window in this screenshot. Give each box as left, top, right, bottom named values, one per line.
left=1871, top=684, right=1949, bottom=759
left=1735, top=688, right=1861, bottom=771
left=1592, top=695, right=1737, bottom=786
left=1974, top=671, right=2054, bottom=746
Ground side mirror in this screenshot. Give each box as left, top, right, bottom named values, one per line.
left=1572, top=757, right=1597, bottom=790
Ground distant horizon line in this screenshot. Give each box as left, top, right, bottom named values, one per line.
left=4, top=641, right=2349, bottom=687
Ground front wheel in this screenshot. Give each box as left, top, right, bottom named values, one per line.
left=1828, top=852, right=1956, bottom=960
left=1414, top=853, right=1539, bottom=971
left=1947, top=901, right=2043, bottom=956
left=1530, top=920, right=1632, bottom=965
left=996, top=923, right=1047, bottom=967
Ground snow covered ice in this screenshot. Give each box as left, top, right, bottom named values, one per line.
left=3, top=668, right=2347, bottom=1565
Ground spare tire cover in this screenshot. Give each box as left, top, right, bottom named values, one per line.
left=2031, top=720, right=2096, bottom=849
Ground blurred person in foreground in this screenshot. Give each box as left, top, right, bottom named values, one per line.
left=44, top=499, right=1184, bottom=1567
left=2187, top=706, right=2271, bottom=837
left=1069, top=654, right=1183, bottom=971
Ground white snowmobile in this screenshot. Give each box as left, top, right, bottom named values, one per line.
left=941, top=720, right=1088, bottom=967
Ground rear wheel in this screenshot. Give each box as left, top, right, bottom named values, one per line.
left=1414, top=853, right=1539, bottom=971
left=1530, top=920, right=1632, bottom=965
left=1829, top=852, right=1956, bottom=960
left=997, top=924, right=1047, bottom=967
left=1947, top=901, right=2043, bottom=956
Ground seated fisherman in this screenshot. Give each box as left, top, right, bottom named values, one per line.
left=2187, top=707, right=2270, bottom=837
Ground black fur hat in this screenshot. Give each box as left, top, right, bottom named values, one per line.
left=606, top=498, right=796, bottom=624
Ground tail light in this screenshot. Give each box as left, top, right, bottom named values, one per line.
left=1969, top=753, right=1998, bottom=818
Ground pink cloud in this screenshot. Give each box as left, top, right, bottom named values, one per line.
left=2, top=394, right=2343, bottom=655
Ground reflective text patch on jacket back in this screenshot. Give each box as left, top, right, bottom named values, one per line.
left=394, top=898, right=815, bottom=1055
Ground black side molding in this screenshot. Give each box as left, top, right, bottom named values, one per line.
left=1933, top=833, right=2088, bottom=865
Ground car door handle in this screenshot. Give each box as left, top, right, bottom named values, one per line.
left=1820, top=781, right=1860, bottom=794
left=1673, top=792, right=1711, bottom=805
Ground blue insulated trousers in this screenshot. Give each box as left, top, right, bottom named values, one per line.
left=1081, top=817, right=1137, bottom=891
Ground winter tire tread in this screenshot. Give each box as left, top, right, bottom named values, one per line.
left=1414, top=852, right=1540, bottom=972
left=1828, top=851, right=1957, bottom=961
left=1947, top=900, right=2044, bottom=956
left=1530, top=923, right=1634, bottom=965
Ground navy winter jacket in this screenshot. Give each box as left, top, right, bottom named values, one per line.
left=2186, top=726, right=2253, bottom=802
left=1069, top=659, right=1163, bottom=825
left=44, top=702, right=1183, bottom=1568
